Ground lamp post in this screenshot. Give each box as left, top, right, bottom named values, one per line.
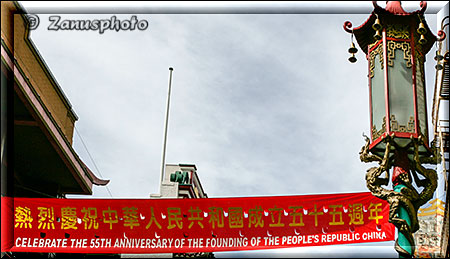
left=343, top=1, right=446, bottom=258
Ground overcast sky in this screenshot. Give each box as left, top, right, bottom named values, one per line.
left=18, top=1, right=448, bottom=257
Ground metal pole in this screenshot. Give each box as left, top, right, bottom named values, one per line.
left=159, top=67, right=173, bottom=193
left=392, top=149, right=415, bottom=258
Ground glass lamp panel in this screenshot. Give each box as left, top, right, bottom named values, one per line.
left=370, top=52, right=386, bottom=141
left=415, top=61, right=428, bottom=144
left=388, top=47, right=415, bottom=137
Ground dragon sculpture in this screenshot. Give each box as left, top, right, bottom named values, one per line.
left=360, top=134, right=439, bottom=257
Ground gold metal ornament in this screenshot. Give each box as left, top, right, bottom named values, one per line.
left=369, top=44, right=384, bottom=78
left=386, top=24, right=410, bottom=39
left=372, top=17, right=382, bottom=31
left=348, top=53, right=357, bottom=63
left=434, top=50, right=444, bottom=61
left=387, top=41, right=412, bottom=68
left=418, top=34, right=427, bottom=45
left=435, top=43, right=444, bottom=70
left=417, top=22, right=427, bottom=35
left=390, top=115, right=415, bottom=133
left=360, top=135, right=439, bottom=258
left=374, top=30, right=382, bottom=40
left=371, top=117, right=387, bottom=140
left=348, top=33, right=358, bottom=63
left=348, top=42, right=358, bottom=54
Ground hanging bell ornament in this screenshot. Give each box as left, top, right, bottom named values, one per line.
left=419, top=34, right=427, bottom=45
left=434, top=50, right=444, bottom=61
left=372, top=18, right=382, bottom=31
left=374, top=30, right=382, bottom=40
left=348, top=42, right=358, bottom=54
left=417, top=22, right=427, bottom=35
left=348, top=53, right=357, bottom=63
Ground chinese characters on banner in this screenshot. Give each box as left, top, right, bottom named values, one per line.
left=1, top=192, right=394, bottom=253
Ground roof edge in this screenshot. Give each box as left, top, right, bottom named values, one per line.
left=81, top=161, right=110, bottom=186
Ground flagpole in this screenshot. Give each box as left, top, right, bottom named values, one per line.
left=159, top=67, right=173, bottom=193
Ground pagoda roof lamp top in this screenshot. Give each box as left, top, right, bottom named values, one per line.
left=343, top=1, right=446, bottom=55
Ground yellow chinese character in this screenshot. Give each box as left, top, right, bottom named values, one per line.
left=348, top=203, right=364, bottom=225
left=208, top=207, right=224, bottom=229
left=37, top=207, right=55, bottom=230
left=103, top=207, right=118, bottom=230
left=268, top=206, right=285, bottom=227
left=228, top=207, right=243, bottom=229
left=146, top=207, right=162, bottom=229
left=308, top=204, right=323, bottom=227
left=288, top=206, right=304, bottom=227
left=123, top=207, right=140, bottom=229
left=187, top=206, right=204, bottom=229
left=81, top=207, right=99, bottom=230
left=61, top=207, right=78, bottom=230
left=167, top=207, right=183, bottom=230
left=328, top=205, right=344, bottom=226
left=368, top=203, right=383, bottom=224
left=248, top=206, right=264, bottom=228
left=14, top=206, right=33, bottom=228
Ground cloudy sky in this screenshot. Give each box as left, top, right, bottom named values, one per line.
left=18, top=1, right=448, bottom=257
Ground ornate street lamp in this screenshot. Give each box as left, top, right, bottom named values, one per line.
left=343, top=1, right=446, bottom=258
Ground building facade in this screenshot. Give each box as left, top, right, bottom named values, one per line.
left=2, top=1, right=110, bottom=257
left=120, top=164, right=211, bottom=258
left=151, top=164, right=208, bottom=200
left=156, top=164, right=212, bottom=258
left=1, top=1, right=109, bottom=198
left=414, top=2, right=449, bottom=258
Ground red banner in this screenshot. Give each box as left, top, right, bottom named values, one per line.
left=1, top=192, right=394, bottom=254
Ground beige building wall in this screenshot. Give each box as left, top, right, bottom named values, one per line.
left=1, top=1, right=78, bottom=143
